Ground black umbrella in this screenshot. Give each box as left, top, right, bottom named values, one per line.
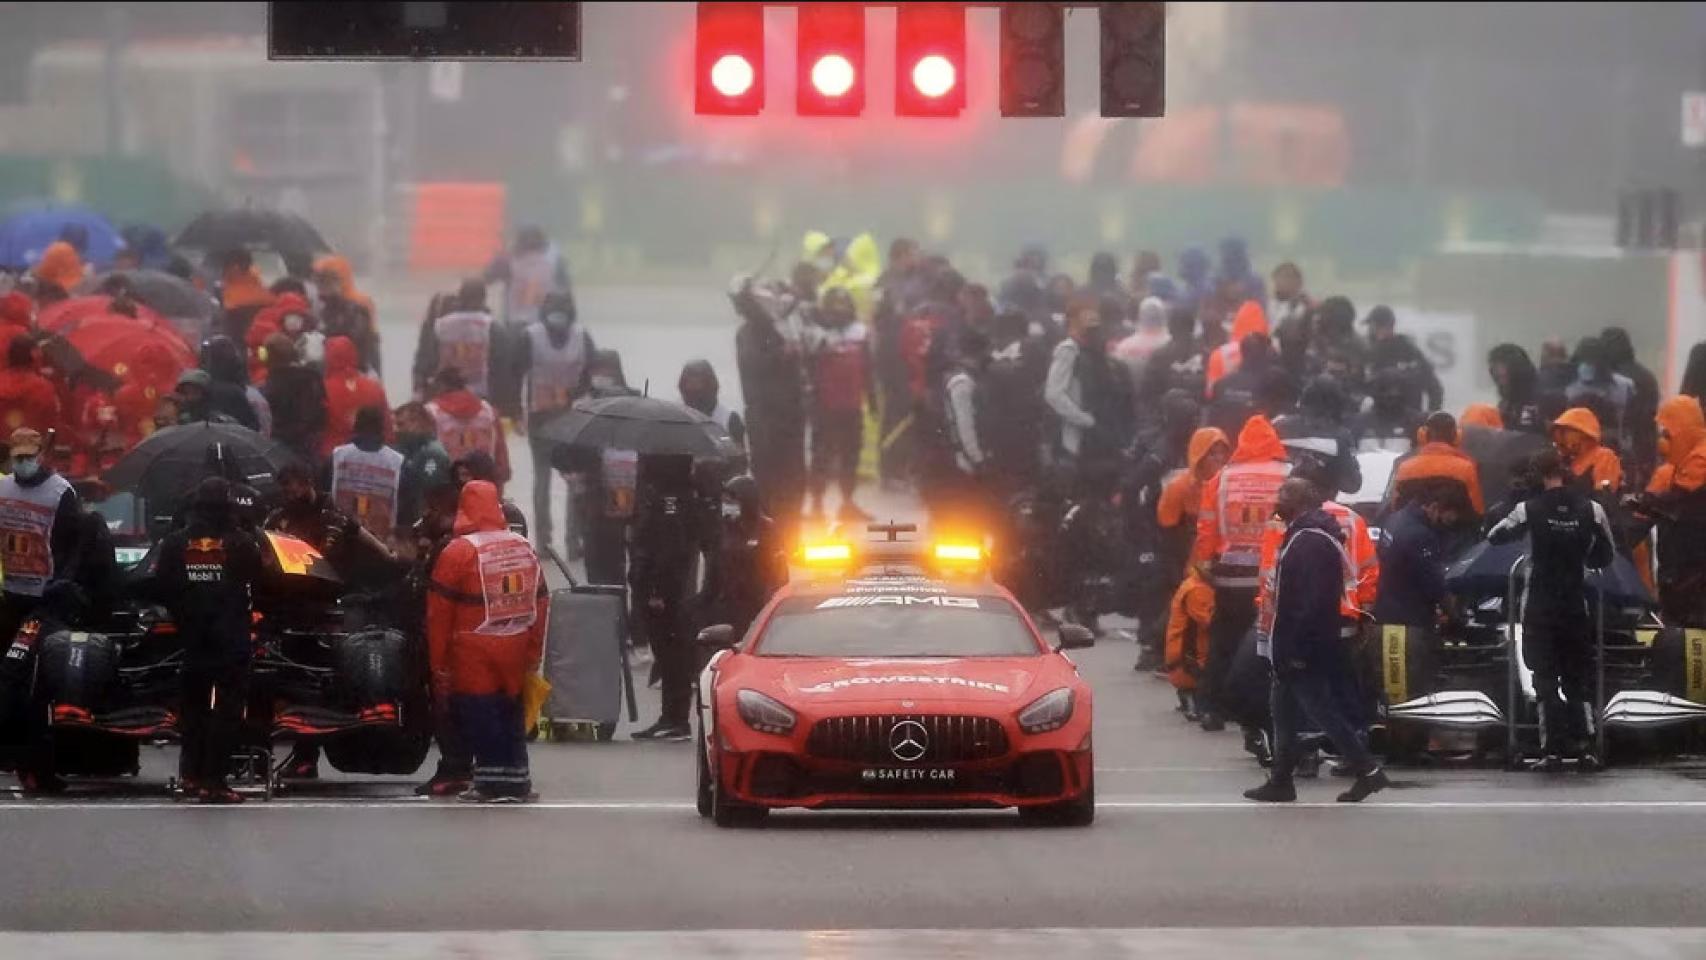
left=174, top=208, right=331, bottom=262
left=102, top=421, right=300, bottom=511
left=1460, top=425, right=1550, bottom=504
left=90, top=269, right=214, bottom=343
left=1445, top=539, right=1653, bottom=609
left=534, top=396, right=740, bottom=460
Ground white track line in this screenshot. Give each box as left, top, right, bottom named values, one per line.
left=2, top=798, right=1706, bottom=812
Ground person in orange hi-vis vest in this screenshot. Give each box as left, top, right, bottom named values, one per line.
left=427, top=480, right=549, bottom=803
left=1193, top=413, right=1290, bottom=730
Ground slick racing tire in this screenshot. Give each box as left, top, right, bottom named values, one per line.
left=696, top=732, right=713, bottom=818
left=1019, top=776, right=1095, bottom=827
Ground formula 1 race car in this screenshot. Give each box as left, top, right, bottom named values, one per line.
left=694, top=525, right=1096, bottom=827
left=22, top=525, right=430, bottom=788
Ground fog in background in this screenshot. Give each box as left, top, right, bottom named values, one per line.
left=3, top=2, right=1705, bottom=396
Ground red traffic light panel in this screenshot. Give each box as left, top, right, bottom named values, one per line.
left=798, top=3, right=866, bottom=116
left=696, top=2, right=765, bottom=115
left=896, top=2, right=966, bottom=117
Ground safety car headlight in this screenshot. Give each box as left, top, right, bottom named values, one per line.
left=1017, top=687, right=1075, bottom=734
left=736, top=689, right=797, bottom=735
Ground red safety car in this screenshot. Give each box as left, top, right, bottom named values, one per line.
left=694, top=525, right=1096, bottom=827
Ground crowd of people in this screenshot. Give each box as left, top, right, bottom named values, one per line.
left=729, top=233, right=1706, bottom=798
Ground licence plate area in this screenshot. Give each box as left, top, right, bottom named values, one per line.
left=860, top=767, right=958, bottom=783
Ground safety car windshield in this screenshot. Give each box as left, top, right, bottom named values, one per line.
left=756, top=593, right=1038, bottom=658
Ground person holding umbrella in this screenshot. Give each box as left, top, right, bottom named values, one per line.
left=312, top=255, right=380, bottom=376
left=628, top=454, right=708, bottom=742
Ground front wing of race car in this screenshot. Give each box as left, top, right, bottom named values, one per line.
left=707, top=701, right=1094, bottom=812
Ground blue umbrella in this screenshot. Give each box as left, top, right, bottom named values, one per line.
left=0, top=203, right=124, bottom=270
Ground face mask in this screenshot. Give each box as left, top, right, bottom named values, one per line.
left=11, top=458, right=39, bottom=481
left=592, top=376, right=617, bottom=392
left=1578, top=363, right=1595, bottom=382
left=721, top=501, right=742, bottom=520
left=544, top=312, right=571, bottom=332
left=284, top=314, right=304, bottom=334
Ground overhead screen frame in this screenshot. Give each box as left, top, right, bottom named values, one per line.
left=267, top=1, right=582, bottom=61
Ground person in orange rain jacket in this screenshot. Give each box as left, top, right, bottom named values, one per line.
left=1203, top=300, right=1268, bottom=396
left=0, top=335, right=61, bottom=438
left=426, top=367, right=509, bottom=486
left=1388, top=411, right=1485, bottom=516
left=1552, top=406, right=1623, bottom=494
left=1157, top=426, right=1229, bottom=575
left=30, top=241, right=84, bottom=301
left=217, top=249, right=274, bottom=342
left=1164, top=565, right=1216, bottom=720
left=112, top=341, right=182, bottom=447
left=314, top=254, right=381, bottom=375
left=427, top=480, right=548, bottom=802
left=0, top=291, right=33, bottom=343
left=1460, top=403, right=1503, bottom=430
left=320, top=335, right=392, bottom=458
left=1194, top=414, right=1290, bottom=730
left=1649, top=395, right=1706, bottom=496
left=1631, top=396, right=1706, bottom=618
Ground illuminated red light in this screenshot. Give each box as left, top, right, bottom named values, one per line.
left=711, top=53, right=755, bottom=98
left=811, top=53, right=856, bottom=98
left=911, top=54, right=957, bottom=99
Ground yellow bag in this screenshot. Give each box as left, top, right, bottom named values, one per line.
left=521, top=673, right=552, bottom=736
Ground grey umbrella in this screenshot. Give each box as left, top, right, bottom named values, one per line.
left=90, top=270, right=214, bottom=344
left=534, top=396, right=740, bottom=460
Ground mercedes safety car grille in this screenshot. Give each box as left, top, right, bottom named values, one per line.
left=806, top=715, right=1009, bottom=765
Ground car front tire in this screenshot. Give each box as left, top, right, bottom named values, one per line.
left=709, top=751, right=768, bottom=828
left=695, top=729, right=713, bottom=818
left=1019, top=774, right=1095, bottom=827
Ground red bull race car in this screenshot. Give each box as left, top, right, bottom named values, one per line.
left=694, top=525, right=1096, bottom=827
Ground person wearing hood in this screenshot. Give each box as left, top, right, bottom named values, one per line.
left=733, top=279, right=807, bottom=529
left=1552, top=407, right=1623, bottom=495
left=511, top=291, right=593, bottom=556
left=1149, top=425, right=1229, bottom=675
left=1245, top=478, right=1389, bottom=804
left=313, top=255, right=381, bottom=376
left=697, top=475, right=786, bottom=640
left=1205, top=300, right=1269, bottom=396
left=679, top=358, right=745, bottom=449
left=587, top=348, right=636, bottom=399
left=1486, top=343, right=1545, bottom=434
left=1113, top=296, right=1169, bottom=393
left=0, top=335, right=61, bottom=441
left=1206, top=332, right=1280, bottom=440
left=485, top=226, right=571, bottom=330
left=1388, top=412, right=1484, bottom=517
left=1364, top=305, right=1442, bottom=414
left=427, top=480, right=548, bottom=802
left=321, top=335, right=391, bottom=458
left=29, top=241, right=85, bottom=304
left=1216, top=236, right=1266, bottom=305
left=1681, top=343, right=1706, bottom=403
left=154, top=477, right=263, bottom=804
left=1626, top=396, right=1706, bottom=624
left=1460, top=403, right=1503, bottom=430
left=1565, top=336, right=1635, bottom=455
left=1176, top=247, right=1212, bottom=317
left=426, top=367, right=510, bottom=486
left=1274, top=375, right=1362, bottom=495
left=1195, top=414, right=1291, bottom=729
left=261, top=333, right=328, bottom=464
left=112, top=341, right=181, bottom=446
left=803, top=287, right=868, bottom=522
left=198, top=335, right=262, bottom=432
left=1487, top=450, right=1616, bottom=769
left=1602, top=327, right=1659, bottom=477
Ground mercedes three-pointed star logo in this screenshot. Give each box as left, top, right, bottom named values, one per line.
left=889, top=719, right=929, bottom=763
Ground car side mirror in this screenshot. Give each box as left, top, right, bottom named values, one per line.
left=1055, top=624, right=1095, bottom=652
left=696, top=624, right=737, bottom=650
